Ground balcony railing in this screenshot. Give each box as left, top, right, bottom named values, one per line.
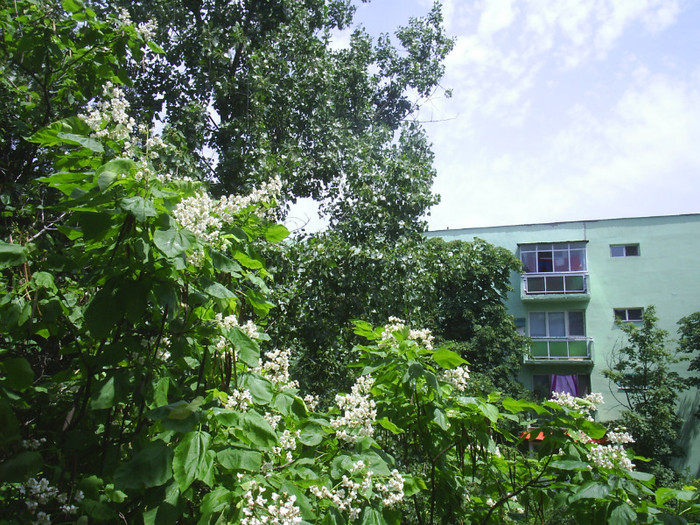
left=527, top=337, right=593, bottom=361
left=522, top=271, right=588, bottom=295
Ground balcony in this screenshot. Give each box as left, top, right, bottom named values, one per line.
left=526, top=337, right=593, bottom=362
left=521, top=271, right=589, bottom=301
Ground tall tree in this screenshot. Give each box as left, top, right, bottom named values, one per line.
left=267, top=235, right=528, bottom=400
left=97, top=0, right=453, bottom=235
left=603, top=306, right=689, bottom=482
left=679, top=311, right=700, bottom=389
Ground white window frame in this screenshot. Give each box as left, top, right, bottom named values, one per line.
left=610, top=244, right=640, bottom=257
left=520, top=242, right=587, bottom=274
left=528, top=311, right=586, bottom=338
left=614, top=308, right=643, bottom=322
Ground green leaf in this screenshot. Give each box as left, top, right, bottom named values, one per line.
left=204, top=282, right=236, bottom=299
left=199, top=486, right=231, bottom=519
left=432, top=348, right=467, bottom=369
left=263, top=223, right=290, bottom=242
left=0, top=399, right=20, bottom=445
left=432, top=408, right=449, bottom=430
left=2, top=357, right=34, bottom=391
left=233, top=250, right=263, bottom=269
left=56, top=132, right=104, bottom=152
left=62, top=0, right=84, bottom=12
left=114, top=440, right=174, bottom=490
left=226, top=327, right=260, bottom=368
left=0, top=451, right=42, bottom=482
left=97, top=171, right=117, bottom=192
left=361, top=507, right=387, bottom=525
left=211, top=250, right=242, bottom=274
left=78, top=212, right=113, bottom=241
left=121, top=196, right=157, bottom=222
left=240, top=412, right=277, bottom=448
left=0, top=241, right=27, bottom=269
left=578, top=418, right=606, bottom=440
left=502, top=397, right=551, bottom=415
left=217, top=448, right=262, bottom=472
left=298, top=422, right=327, bottom=446
left=550, top=460, right=590, bottom=471
left=609, top=502, right=636, bottom=525
left=96, top=158, right=135, bottom=189
left=376, top=417, right=403, bottom=434
left=570, top=481, right=611, bottom=502
left=91, top=370, right=130, bottom=410
left=173, top=431, right=212, bottom=492
left=240, top=374, right=274, bottom=405
left=84, top=287, right=121, bottom=340
left=153, top=228, right=194, bottom=258
left=82, top=499, right=117, bottom=521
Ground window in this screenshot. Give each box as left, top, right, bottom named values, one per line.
left=610, top=244, right=639, bottom=257
left=520, top=242, right=586, bottom=273
left=529, top=311, right=585, bottom=337
left=533, top=374, right=591, bottom=399
left=614, top=308, right=643, bottom=322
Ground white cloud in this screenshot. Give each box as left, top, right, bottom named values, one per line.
left=428, top=71, right=700, bottom=229
left=478, top=0, right=518, bottom=36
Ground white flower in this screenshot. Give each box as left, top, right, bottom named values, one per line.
left=255, top=348, right=298, bottom=388
left=225, top=389, right=253, bottom=412
left=587, top=444, right=635, bottom=470
left=607, top=429, right=635, bottom=444
left=441, top=365, right=470, bottom=392
left=330, top=375, right=376, bottom=443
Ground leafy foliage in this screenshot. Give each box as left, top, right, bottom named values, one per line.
left=96, top=0, right=453, bottom=232
left=267, top=233, right=527, bottom=402
left=679, top=311, right=700, bottom=388
left=604, top=306, right=689, bottom=483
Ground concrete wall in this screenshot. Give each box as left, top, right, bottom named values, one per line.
left=428, top=214, right=700, bottom=476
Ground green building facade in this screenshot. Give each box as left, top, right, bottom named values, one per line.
left=428, top=214, right=700, bottom=476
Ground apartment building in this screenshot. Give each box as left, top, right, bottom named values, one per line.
left=427, top=213, right=700, bottom=475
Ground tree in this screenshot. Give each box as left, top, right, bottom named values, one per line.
left=603, top=306, right=689, bottom=482
left=94, top=0, right=453, bottom=232
left=267, top=234, right=528, bottom=401
left=679, top=311, right=700, bottom=388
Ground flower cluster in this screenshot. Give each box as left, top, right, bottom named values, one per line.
left=240, top=480, right=302, bottom=525
left=225, top=389, right=253, bottom=412
left=549, top=391, right=604, bottom=421
left=173, top=177, right=282, bottom=249
left=269, top=429, right=300, bottom=465
left=303, top=393, right=319, bottom=411
left=380, top=317, right=434, bottom=349
left=79, top=82, right=136, bottom=144
left=18, top=478, right=83, bottom=524
left=587, top=444, right=635, bottom=470
left=116, top=8, right=158, bottom=41
left=606, top=427, right=635, bottom=445
left=255, top=348, right=298, bottom=389
left=22, top=437, right=46, bottom=450
left=330, top=375, right=376, bottom=443
left=441, top=365, right=470, bottom=392
left=214, top=313, right=260, bottom=356
left=310, top=461, right=405, bottom=520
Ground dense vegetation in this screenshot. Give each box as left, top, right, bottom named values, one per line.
left=1, top=1, right=700, bottom=523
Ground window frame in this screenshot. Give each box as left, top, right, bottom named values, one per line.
left=610, top=244, right=640, bottom=257
left=614, top=308, right=643, bottom=322
left=519, top=242, right=587, bottom=274
left=528, top=311, right=586, bottom=338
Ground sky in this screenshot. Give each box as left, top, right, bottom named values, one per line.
left=290, top=0, right=700, bottom=232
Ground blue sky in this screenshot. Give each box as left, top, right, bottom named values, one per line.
left=290, top=0, right=700, bottom=232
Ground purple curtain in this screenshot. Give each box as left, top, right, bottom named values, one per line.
left=550, top=374, right=579, bottom=397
